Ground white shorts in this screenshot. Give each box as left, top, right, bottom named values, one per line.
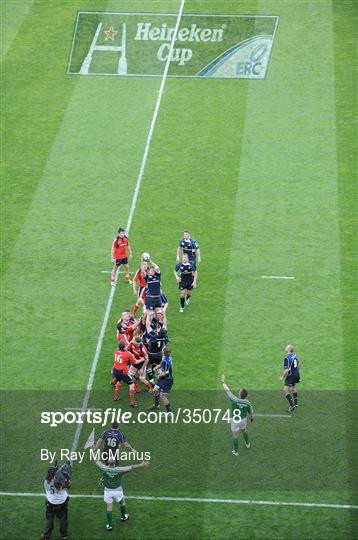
left=231, top=417, right=247, bottom=433
left=104, top=487, right=124, bottom=504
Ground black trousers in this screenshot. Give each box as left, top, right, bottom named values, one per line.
left=43, top=498, right=68, bottom=538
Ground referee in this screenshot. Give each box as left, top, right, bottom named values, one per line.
left=41, top=463, right=71, bottom=540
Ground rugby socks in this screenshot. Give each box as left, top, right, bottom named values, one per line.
left=232, top=438, right=239, bottom=453
left=120, top=505, right=127, bottom=519
left=133, top=378, right=140, bottom=393
left=132, top=304, right=139, bottom=315
left=243, top=431, right=250, bottom=445
left=125, top=275, right=130, bottom=283
left=285, top=393, right=294, bottom=407
left=180, top=297, right=185, bottom=308
left=154, top=394, right=160, bottom=407
left=106, top=511, right=112, bottom=528
left=114, top=382, right=122, bottom=399
left=165, top=403, right=172, bottom=413
left=129, top=388, right=137, bottom=406
left=293, top=392, right=298, bottom=406
left=142, top=379, right=153, bottom=391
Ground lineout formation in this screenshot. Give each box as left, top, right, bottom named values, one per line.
left=110, top=227, right=201, bottom=410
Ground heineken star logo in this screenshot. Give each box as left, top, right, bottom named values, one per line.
left=104, top=26, right=117, bottom=40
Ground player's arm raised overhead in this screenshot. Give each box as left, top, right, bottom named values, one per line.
left=220, top=374, right=238, bottom=402
left=148, top=259, right=160, bottom=272
left=132, top=269, right=139, bottom=295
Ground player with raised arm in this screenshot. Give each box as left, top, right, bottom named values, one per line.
left=280, top=344, right=301, bottom=412
left=176, top=230, right=201, bottom=266
left=148, top=346, right=174, bottom=414
left=111, top=228, right=133, bottom=286
left=93, top=421, right=136, bottom=464
left=132, top=261, right=148, bottom=315
left=144, top=260, right=162, bottom=311
left=94, top=455, right=149, bottom=531
left=174, top=253, right=197, bottom=312
left=221, top=374, right=254, bottom=456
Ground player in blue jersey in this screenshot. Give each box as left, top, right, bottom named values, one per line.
left=93, top=422, right=137, bottom=464
left=148, top=346, right=174, bottom=414
left=280, top=344, right=301, bottom=412
left=144, top=260, right=162, bottom=311
left=176, top=230, right=201, bottom=265
left=174, top=253, right=197, bottom=312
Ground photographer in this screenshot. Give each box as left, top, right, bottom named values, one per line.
left=40, top=462, right=72, bottom=540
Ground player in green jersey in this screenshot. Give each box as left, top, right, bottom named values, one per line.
left=221, top=374, right=254, bottom=456
left=95, top=457, right=149, bottom=531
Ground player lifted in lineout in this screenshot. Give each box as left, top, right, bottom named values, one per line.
left=221, top=374, right=254, bottom=456
left=111, top=228, right=132, bottom=286
left=280, top=344, right=301, bottom=412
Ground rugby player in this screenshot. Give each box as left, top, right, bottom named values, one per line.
left=142, top=327, right=168, bottom=385
left=176, top=230, right=201, bottom=265
left=149, top=346, right=174, bottom=414
left=144, top=260, right=162, bottom=311
left=221, top=374, right=254, bottom=456
left=127, top=335, right=154, bottom=393
left=174, top=253, right=197, bottom=312
left=280, top=344, right=301, bottom=412
left=132, top=261, right=148, bottom=315
left=95, top=456, right=149, bottom=531
left=93, top=421, right=137, bottom=465
left=111, top=228, right=132, bottom=286
left=111, top=340, right=139, bottom=407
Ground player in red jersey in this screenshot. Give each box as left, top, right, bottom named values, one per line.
left=111, top=228, right=132, bottom=286
left=132, top=262, right=148, bottom=315
left=112, top=341, right=139, bottom=407
left=116, top=311, right=141, bottom=345
left=127, top=336, right=154, bottom=392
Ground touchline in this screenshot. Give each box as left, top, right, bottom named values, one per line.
left=134, top=22, right=225, bottom=43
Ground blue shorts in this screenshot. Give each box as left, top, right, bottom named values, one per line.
left=145, top=296, right=162, bottom=310
left=155, top=377, right=174, bottom=394
left=112, top=369, right=133, bottom=385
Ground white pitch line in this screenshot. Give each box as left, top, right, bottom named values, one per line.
left=0, top=492, right=356, bottom=510
left=70, top=0, right=186, bottom=456
left=254, top=413, right=291, bottom=418
left=64, top=408, right=103, bottom=412
left=100, top=270, right=134, bottom=274
left=261, top=276, right=295, bottom=280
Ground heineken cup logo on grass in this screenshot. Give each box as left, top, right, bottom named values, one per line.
left=68, top=12, right=279, bottom=79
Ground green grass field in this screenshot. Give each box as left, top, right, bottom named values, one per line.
left=1, top=0, right=357, bottom=539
